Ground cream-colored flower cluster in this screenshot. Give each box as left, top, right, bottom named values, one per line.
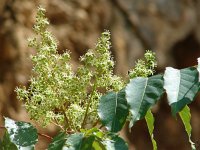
left=128, top=50, right=157, bottom=78
left=16, top=7, right=124, bottom=131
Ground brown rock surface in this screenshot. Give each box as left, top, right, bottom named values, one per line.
left=0, top=0, right=200, bottom=149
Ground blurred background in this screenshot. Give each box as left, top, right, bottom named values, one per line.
left=0, top=0, right=200, bottom=149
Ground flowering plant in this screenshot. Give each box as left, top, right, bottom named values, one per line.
left=1, top=6, right=198, bottom=150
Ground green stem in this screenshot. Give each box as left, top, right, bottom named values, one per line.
left=61, top=104, right=76, bottom=131
left=61, top=107, right=71, bottom=131
left=81, top=83, right=97, bottom=128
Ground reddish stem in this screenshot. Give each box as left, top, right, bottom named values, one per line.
left=38, top=132, right=53, bottom=141
left=0, top=126, right=6, bottom=129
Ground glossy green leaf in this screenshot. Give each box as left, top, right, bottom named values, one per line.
left=104, top=135, right=128, bottom=150
left=125, top=74, right=164, bottom=127
left=64, top=132, right=106, bottom=150
left=48, top=132, right=67, bottom=150
left=83, top=128, right=106, bottom=150
left=179, top=106, right=196, bottom=150
left=98, top=89, right=129, bottom=132
left=197, top=58, right=200, bottom=82
left=4, top=117, right=38, bottom=150
left=64, top=133, right=84, bottom=149
left=145, top=110, right=157, bottom=150
left=81, top=136, right=96, bottom=150
left=49, top=132, right=97, bottom=150
left=82, top=128, right=104, bottom=139
left=0, top=130, right=18, bottom=150
left=164, top=67, right=199, bottom=115
left=59, top=128, right=127, bottom=150
left=92, top=139, right=106, bottom=150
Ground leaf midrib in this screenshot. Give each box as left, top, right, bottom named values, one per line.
left=111, top=92, right=118, bottom=130
left=174, top=69, right=181, bottom=113
left=133, top=78, right=148, bottom=122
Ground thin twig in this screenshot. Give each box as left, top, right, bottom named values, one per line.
left=99, top=125, right=104, bottom=129
left=38, top=132, right=53, bottom=141
left=0, top=126, right=6, bottom=129
left=51, top=120, right=65, bottom=131
left=92, top=119, right=100, bottom=127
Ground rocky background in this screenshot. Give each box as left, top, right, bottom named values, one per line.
left=0, top=0, right=200, bottom=149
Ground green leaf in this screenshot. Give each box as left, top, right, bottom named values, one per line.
left=81, top=136, right=96, bottom=150
left=98, top=89, right=129, bottom=132
left=125, top=74, right=164, bottom=127
left=179, top=106, right=196, bottom=150
left=83, top=128, right=106, bottom=150
left=104, top=135, right=128, bottom=150
left=49, top=132, right=95, bottom=150
left=64, top=132, right=107, bottom=150
left=82, top=128, right=104, bottom=139
left=0, top=130, right=18, bottom=150
left=60, top=128, right=127, bottom=150
left=4, top=117, right=38, bottom=150
left=197, top=58, right=200, bottom=82
left=163, top=67, right=199, bottom=115
left=48, top=132, right=67, bottom=150
left=145, top=110, right=157, bottom=150
left=92, top=140, right=106, bottom=150
left=65, top=133, right=84, bottom=150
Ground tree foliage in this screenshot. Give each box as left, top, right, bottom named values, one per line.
left=1, top=6, right=199, bottom=150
